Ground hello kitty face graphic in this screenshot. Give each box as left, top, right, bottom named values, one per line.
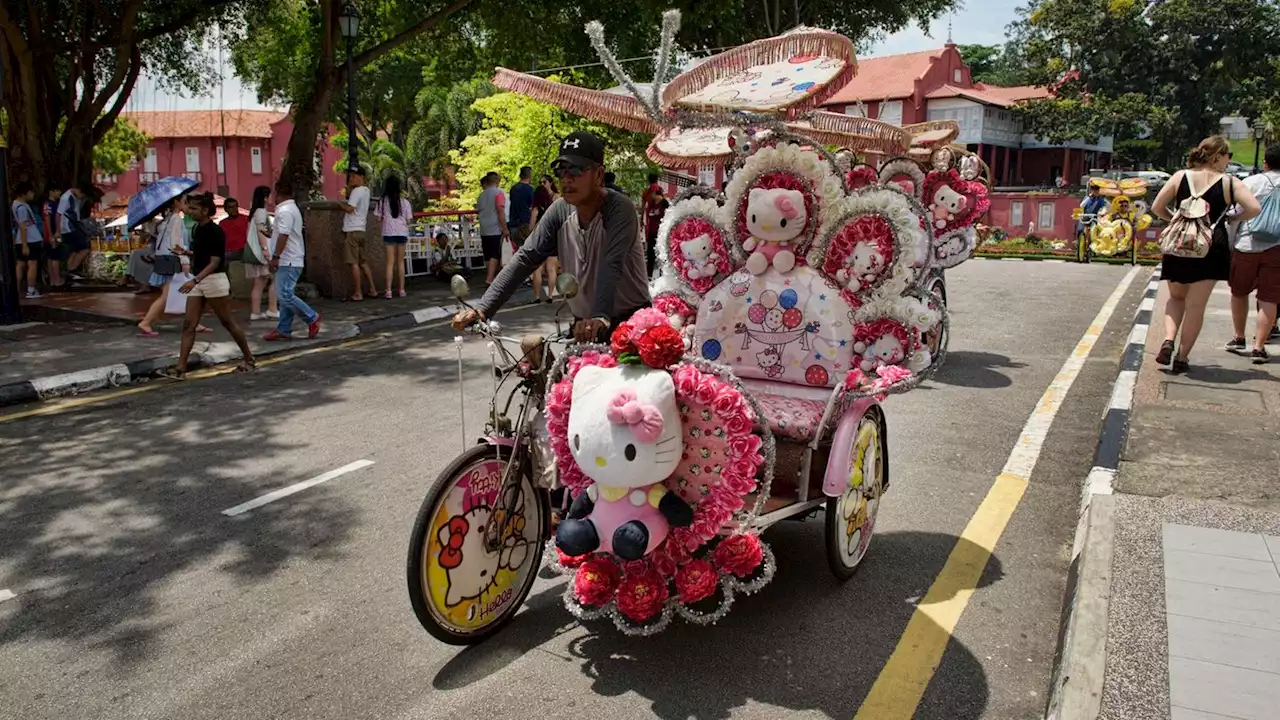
left=437, top=500, right=530, bottom=608
left=757, top=347, right=781, bottom=367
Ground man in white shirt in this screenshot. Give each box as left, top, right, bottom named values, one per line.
left=339, top=167, right=377, bottom=300
left=264, top=179, right=322, bottom=340
left=56, top=184, right=91, bottom=280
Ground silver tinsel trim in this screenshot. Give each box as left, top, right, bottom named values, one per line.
left=585, top=21, right=663, bottom=123
left=673, top=185, right=724, bottom=205
left=721, top=542, right=778, bottom=596
left=652, top=10, right=682, bottom=110
left=841, top=300, right=951, bottom=402
left=675, top=586, right=737, bottom=626
left=877, top=158, right=927, bottom=202
left=806, top=190, right=932, bottom=304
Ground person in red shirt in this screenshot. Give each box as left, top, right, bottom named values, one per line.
left=219, top=197, right=249, bottom=256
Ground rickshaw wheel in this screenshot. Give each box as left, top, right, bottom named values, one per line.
left=825, top=409, right=886, bottom=581
left=407, top=444, right=549, bottom=645
left=923, top=276, right=947, bottom=358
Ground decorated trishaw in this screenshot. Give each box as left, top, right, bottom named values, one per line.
left=1073, top=177, right=1154, bottom=260
left=407, top=11, right=990, bottom=643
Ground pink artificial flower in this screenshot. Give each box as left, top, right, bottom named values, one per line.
left=712, top=387, right=745, bottom=420
left=876, top=365, right=913, bottom=385
left=726, top=415, right=753, bottom=437
left=694, top=377, right=720, bottom=406
left=712, top=534, right=764, bottom=578
left=627, top=308, right=672, bottom=337
left=844, top=368, right=867, bottom=391
left=728, top=433, right=763, bottom=459
left=673, top=365, right=702, bottom=398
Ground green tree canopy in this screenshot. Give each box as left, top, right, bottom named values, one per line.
left=93, top=117, right=152, bottom=176
left=956, top=44, right=1029, bottom=87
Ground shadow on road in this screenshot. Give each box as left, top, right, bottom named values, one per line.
left=431, top=528, right=1001, bottom=720
left=931, top=351, right=1027, bottom=389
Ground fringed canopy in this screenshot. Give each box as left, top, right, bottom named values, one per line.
left=903, top=121, right=961, bottom=149
left=661, top=29, right=856, bottom=114
left=646, top=127, right=736, bottom=168
left=491, top=68, right=662, bottom=135
left=787, top=112, right=912, bottom=155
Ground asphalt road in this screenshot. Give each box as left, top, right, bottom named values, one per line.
left=0, top=259, right=1149, bottom=720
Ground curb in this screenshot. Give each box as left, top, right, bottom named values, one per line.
left=0, top=300, right=472, bottom=410
left=1044, top=265, right=1161, bottom=719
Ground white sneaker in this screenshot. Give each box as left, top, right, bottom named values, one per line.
left=250, top=313, right=266, bottom=321
left=266, top=311, right=280, bottom=319
left=26, top=288, right=43, bottom=298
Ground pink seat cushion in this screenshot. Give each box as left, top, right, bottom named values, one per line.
left=753, top=393, right=827, bottom=441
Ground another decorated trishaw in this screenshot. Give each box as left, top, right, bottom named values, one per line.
left=1073, top=177, right=1154, bottom=261
left=407, top=11, right=990, bottom=643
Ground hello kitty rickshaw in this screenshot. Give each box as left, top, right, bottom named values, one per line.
left=406, top=12, right=990, bottom=643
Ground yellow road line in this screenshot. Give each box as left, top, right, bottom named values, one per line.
left=853, top=266, right=1142, bottom=719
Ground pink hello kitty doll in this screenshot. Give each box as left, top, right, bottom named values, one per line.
left=743, top=187, right=806, bottom=275
left=557, top=365, right=694, bottom=561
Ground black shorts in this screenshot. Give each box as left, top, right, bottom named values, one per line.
left=13, top=242, right=44, bottom=263
left=481, top=234, right=503, bottom=261
left=61, top=231, right=90, bottom=253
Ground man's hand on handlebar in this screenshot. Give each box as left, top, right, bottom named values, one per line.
left=451, top=307, right=485, bottom=331
left=573, top=318, right=607, bottom=343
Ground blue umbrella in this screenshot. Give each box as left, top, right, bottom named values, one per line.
left=126, top=176, right=200, bottom=230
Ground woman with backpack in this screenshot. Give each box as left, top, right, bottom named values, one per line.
left=1151, top=136, right=1261, bottom=373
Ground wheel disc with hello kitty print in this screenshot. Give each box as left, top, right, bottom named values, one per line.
left=825, top=410, right=885, bottom=580
left=407, top=444, right=548, bottom=645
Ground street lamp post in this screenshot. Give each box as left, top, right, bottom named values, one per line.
left=1253, top=120, right=1267, bottom=174
left=338, top=2, right=360, bottom=175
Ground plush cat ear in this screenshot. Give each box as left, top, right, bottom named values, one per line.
left=749, top=187, right=767, bottom=203
left=635, top=367, right=677, bottom=408
left=572, top=365, right=614, bottom=403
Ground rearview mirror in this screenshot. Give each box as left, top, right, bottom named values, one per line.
left=555, top=273, right=579, bottom=300
left=450, top=274, right=470, bottom=299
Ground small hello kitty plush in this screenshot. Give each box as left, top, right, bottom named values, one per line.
left=836, top=242, right=888, bottom=292
left=557, top=365, right=694, bottom=561
left=853, top=320, right=913, bottom=374
left=930, top=185, right=970, bottom=230
left=743, top=187, right=806, bottom=275
left=756, top=346, right=784, bottom=378
left=680, top=234, right=721, bottom=280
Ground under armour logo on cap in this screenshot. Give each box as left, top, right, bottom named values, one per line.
left=554, top=131, right=605, bottom=166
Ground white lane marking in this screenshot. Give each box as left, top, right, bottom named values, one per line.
left=1128, top=323, right=1149, bottom=345
left=1139, top=296, right=1156, bottom=312
left=1107, top=370, right=1138, bottom=411
left=0, top=589, right=14, bottom=603
left=1003, top=266, right=1141, bottom=480
left=222, top=460, right=375, bottom=517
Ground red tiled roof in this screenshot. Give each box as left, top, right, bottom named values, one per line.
left=927, top=83, right=1050, bottom=107
left=121, top=110, right=289, bottom=139
left=825, top=48, right=942, bottom=105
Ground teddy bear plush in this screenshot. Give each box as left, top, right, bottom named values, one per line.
left=556, top=365, right=695, bottom=561
left=742, top=187, right=806, bottom=275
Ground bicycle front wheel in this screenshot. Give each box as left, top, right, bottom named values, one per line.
left=406, top=443, right=549, bottom=645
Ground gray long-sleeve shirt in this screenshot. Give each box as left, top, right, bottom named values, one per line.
left=477, top=189, right=651, bottom=321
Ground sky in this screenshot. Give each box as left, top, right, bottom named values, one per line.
left=129, top=1, right=1024, bottom=112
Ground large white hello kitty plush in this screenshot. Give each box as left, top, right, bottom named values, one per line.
left=836, top=243, right=887, bottom=291
left=930, top=185, right=970, bottom=230
left=680, top=234, right=720, bottom=280
left=743, top=187, right=806, bottom=275
left=437, top=501, right=531, bottom=607
left=557, top=365, right=694, bottom=561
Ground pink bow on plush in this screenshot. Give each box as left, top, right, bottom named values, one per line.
left=606, top=389, right=664, bottom=443
left=775, top=194, right=800, bottom=219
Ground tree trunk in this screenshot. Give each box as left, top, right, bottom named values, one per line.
left=279, top=75, right=339, bottom=200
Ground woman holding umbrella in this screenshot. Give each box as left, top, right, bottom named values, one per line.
left=131, top=177, right=209, bottom=336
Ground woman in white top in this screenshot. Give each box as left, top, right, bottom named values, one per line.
left=374, top=174, right=414, bottom=298
left=245, top=185, right=279, bottom=319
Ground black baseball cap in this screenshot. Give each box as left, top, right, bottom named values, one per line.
left=553, top=131, right=606, bottom=170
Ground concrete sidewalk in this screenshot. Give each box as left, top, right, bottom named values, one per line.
left=1055, top=274, right=1280, bottom=720
left=0, top=277, right=535, bottom=407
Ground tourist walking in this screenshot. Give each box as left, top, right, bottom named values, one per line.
left=158, top=193, right=254, bottom=379
left=264, top=179, right=322, bottom=341
left=57, top=183, right=92, bottom=281
left=509, top=167, right=544, bottom=300
left=11, top=182, right=44, bottom=298
left=137, top=199, right=199, bottom=337
left=644, top=185, right=669, bottom=278
left=244, top=185, right=278, bottom=320
left=1226, top=143, right=1280, bottom=364
left=533, top=174, right=560, bottom=300
left=1152, top=136, right=1261, bottom=373
left=376, top=174, right=413, bottom=299
left=40, top=184, right=62, bottom=288
left=476, top=172, right=509, bottom=285
left=339, top=167, right=378, bottom=300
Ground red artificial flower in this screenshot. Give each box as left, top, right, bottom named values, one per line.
left=574, top=557, right=621, bottom=607
left=557, top=548, right=588, bottom=569
left=615, top=566, right=670, bottom=621
left=636, top=324, right=685, bottom=369
left=712, top=533, right=764, bottom=578
left=611, top=323, right=635, bottom=356
left=675, top=559, right=720, bottom=604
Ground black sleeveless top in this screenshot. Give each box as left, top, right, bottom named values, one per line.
left=1161, top=170, right=1233, bottom=283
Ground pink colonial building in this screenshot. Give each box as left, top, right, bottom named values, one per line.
left=821, top=44, right=1113, bottom=187
left=102, top=110, right=346, bottom=205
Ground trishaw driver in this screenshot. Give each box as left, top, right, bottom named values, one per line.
left=451, top=131, right=652, bottom=342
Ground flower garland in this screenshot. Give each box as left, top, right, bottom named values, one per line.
left=877, top=157, right=926, bottom=201
left=846, top=164, right=879, bottom=191
left=654, top=195, right=738, bottom=295
left=807, top=186, right=931, bottom=307
left=920, top=169, right=991, bottom=237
